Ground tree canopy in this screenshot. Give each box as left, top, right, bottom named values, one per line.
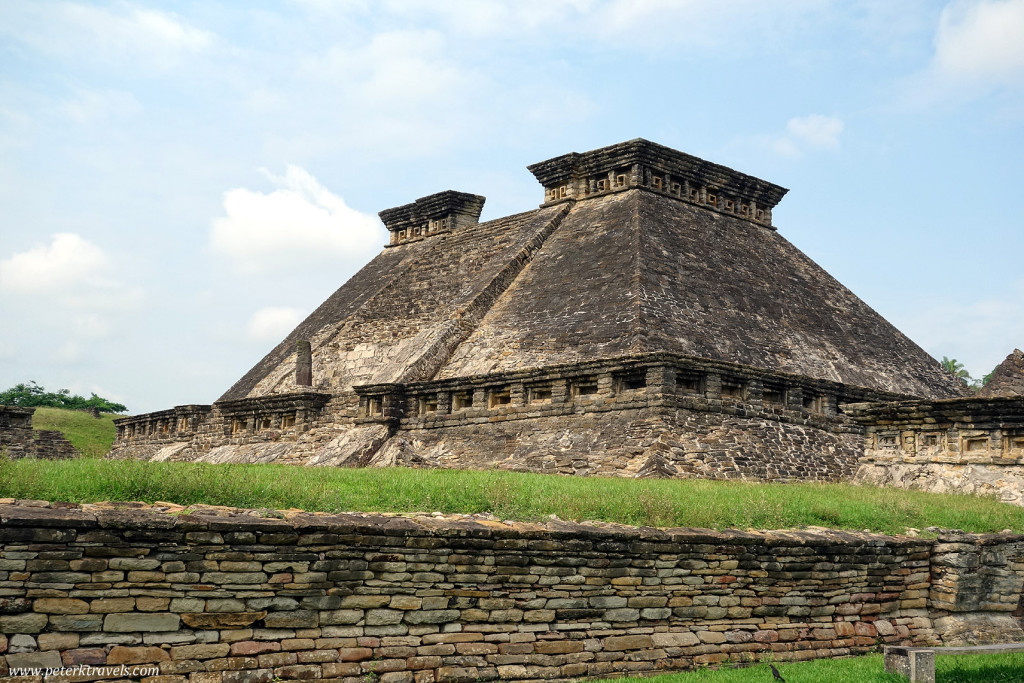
left=0, top=381, right=127, bottom=414
left=941, top=357, right=998, bottom=392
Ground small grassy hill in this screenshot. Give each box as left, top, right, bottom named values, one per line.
left=2, top=459, right=1023, bottom=535
left=30, top=407, right=118, bottom=459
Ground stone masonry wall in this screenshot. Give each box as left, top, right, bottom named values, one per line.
left=0, top=407, right=79, bottom=460
left=3, top=501, right=1024, bottom=682
left=849, top=397, right=1024, bottom=505
left=380, top=408, right=863, bottom=481
left=110, top=353, right=879, bottom=481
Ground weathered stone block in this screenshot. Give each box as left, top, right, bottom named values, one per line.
left=91, top=598, right=136, bottom=613
left=404, top=609, right=460, bottom=625
left=263, top=610, right=318, bottom=629
left=33, top=598, right=89, bottom=614
left=603, top=635, right=653, bottom=651
left=340, top=595, right=391, bottom=609
left=366, top=609, right=404, bottom=626
left=0, top=613, right=48, bottom=633
left=48, top=614, right=104, bottom=632
left=651, top=632, right=700, bottom=647
left=171, top=643, right=231, bottom=660
left=604, top=608, right=640, bottom=622
left=320, top=609, right=363, bottom=625
left=230, top=641, right=281, bottom=656
left=108, top=557, right=161, bottom=571
left=104, top=612, right=180, bottom=632
left=5, top=650, right=63, bottom=669
left=107, top=645, right=171, bottom=664
left=37, top=632, right=78, bottom=651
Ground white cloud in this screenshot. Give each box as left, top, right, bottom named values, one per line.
left=300, top=28, right=467, bottom=104
left=247, top=307, right=305, bottom=342
left=210, top=166, right=385, bottom=272
left=0, top=234, right=143, bottom=362
left=933, top=0, right=1024, bottom=87
left=760, top=115, right=845, bottom=158
left=786, top=115, right=844, bottom=150
left=291, top=28, right=487, bottom=153
left=0, top=1, right=216, bottom=69
left=0, top=340, right=16, bottom=362
left=0, top=233, right=108, bottom=294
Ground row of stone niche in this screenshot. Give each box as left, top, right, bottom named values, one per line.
left=390, top=216, right=451, bottom=244
left=116, top=410, right=306, bottom=439
left=873, top=429, right=1024, bottom=454
left=544, top=165, right=770, bottom=223
left=360, top=368, right=835, bottom=419
left=117, top=413, right=207, bottom=439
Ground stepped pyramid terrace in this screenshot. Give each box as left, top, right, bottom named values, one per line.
left=111, top=139, right=1024, bottom=500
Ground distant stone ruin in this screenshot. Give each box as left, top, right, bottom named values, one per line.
left=0, top=406, right=79, bottom=459
left=108, top=139, right=1023, bottom=501
left=979, top=349, right=1024, bottom=398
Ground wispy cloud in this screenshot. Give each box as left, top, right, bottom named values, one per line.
left=933, top=0, right=1024, bottom=88
left=59, top=88, right=142, bottom=125
left=900, top=0, right=1024, bottom=108
left=0, top=1, right=217, bottom=69
left=0, top=233, right=144, bottom=362
left=760, top=115, right=845, bottom=157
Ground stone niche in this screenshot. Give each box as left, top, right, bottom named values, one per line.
left=851, top=397, right=1024, bottom=505
left=115, top=405, right=212, bottom=443
left=352, top=353, right=883, bottom=432
left=216, top=392, right=332, bottom=440
left=849, top=397, right=1024, bottom=465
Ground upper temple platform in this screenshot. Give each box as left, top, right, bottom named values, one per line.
left=527, top=138, right=788, bottom=228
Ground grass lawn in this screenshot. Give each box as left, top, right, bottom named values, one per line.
left=29, top=406, right=118, bottom=459
left=609, top=652, right=1024, bottom=682
left=2, top=458, right=1023, bottom=534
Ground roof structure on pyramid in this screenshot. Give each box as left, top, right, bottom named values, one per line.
left=221, top=139, right=964, bottom=403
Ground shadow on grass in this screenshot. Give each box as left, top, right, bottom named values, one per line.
left=939, top=662, right=1024, bottom=682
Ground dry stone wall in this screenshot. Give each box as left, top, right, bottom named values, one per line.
left=2, top=501, right=1024, bottom=682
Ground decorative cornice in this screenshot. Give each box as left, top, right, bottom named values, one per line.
left=379, top=190, right=486, bottom=246
left=527, top=139, right=788, bottom=228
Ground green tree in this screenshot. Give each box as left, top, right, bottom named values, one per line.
left=0, top=381, right=127, bottom=413
left=940, top=356, right=971, bottom=383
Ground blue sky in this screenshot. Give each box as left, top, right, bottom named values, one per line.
left=1, top=0, right=1022, bottom=413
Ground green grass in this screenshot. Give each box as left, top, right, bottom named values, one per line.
left=30, top=407, right=118, bottom=459
left=2, top=458, right=1023, bottom=534
left=608, top=652, right=1024, bottom=682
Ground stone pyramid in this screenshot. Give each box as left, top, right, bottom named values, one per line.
left=223, top=139, right=960, bottom=402
left=112, top=139, right=964, bottom=480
